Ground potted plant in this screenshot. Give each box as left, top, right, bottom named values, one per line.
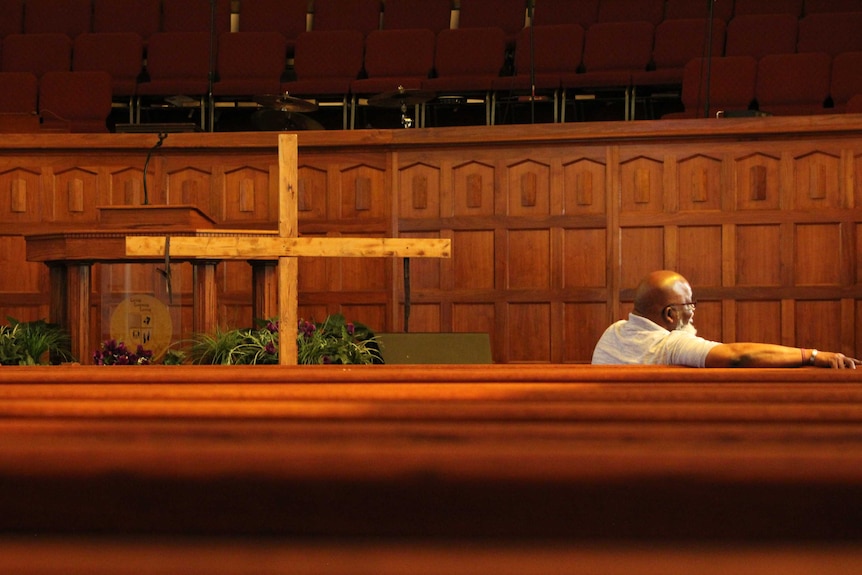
left=188, top=314, right=382, bottom=365
left=0, top=317, right=75, bottom=365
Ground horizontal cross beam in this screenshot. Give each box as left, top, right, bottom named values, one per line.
left=126, top=235, right=451, bottom=260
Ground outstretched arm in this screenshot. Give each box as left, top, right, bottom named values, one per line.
left=705, top=343, right=860, bottom=369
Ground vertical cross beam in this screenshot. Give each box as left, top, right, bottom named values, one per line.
left=278, top=134, right=299, bottom=365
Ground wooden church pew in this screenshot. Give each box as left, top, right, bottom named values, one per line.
left=0, top=364, right=861, bottom=573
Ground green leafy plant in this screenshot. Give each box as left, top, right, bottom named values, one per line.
left=188, top=314, right=382, bottom=365
left=0, top=317, right=75, bottom=365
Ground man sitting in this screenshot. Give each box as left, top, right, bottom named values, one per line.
left=592, top=270, right=860, bottom=369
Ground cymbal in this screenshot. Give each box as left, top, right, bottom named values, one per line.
left=255, top=93, right=319, bottom=113
left=251, top=109, right=326, bottom=131
left=368, top=86, right=435, bottom=108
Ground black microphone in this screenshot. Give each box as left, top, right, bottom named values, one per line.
left=142, top=132, right=167, bottom=205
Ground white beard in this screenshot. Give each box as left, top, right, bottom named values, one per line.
left=677, top=320, right=697, bottom=336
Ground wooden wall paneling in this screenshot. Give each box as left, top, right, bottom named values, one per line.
left=735, top=299, right=783, bottom=345
left=690, top=299, right=722, bottom=343
left=677, top=152, right=723, bottom=212
left=398, top=161, right=442, bottom=219
left=794, top=223, right=843, bottom=286
left=339, top=303, right=388, bottom=336
left=108, top=164, right=146, bottom=208
left=854, top=150, right=862, bottom=209
left=619, top=154, right=665, bottom=214
left=677, top=225, right=723, bottom=288
left=562, top=228, right=607, bottom=288
left=507, top=302, right=552, bottom=362
left=619, top=226, right=664, bottom=288
left=775, top=296, right=796, bottom=349
left=0, top=166, right=41, bottom=231
left=452, top=302, right=496, bottom=353
left=400, top=303, right=442, bottom=332
left=0, top=236, right=49, bottom=323
left=563, top=301, right=608, bottom=362
left=604, top=145, right=620, bottom=328
left=50, top=166, right=98, bottom=224
left=735, top=224, right=782, bottom=286
left=793, top=150, right=842, bottom=210
left=222, top=165, right=273, bottom=224
left=735, top=152, right=781, bottom=210
left=796, top=299, right=844, bottom=353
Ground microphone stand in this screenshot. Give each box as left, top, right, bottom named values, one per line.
left=703, top=0, right=716, bottom=118
left=529, top=0, right=536, bottom=124
left=207, top=0, right=217, bottom=131
left=142, top=132, right=167, bottom=205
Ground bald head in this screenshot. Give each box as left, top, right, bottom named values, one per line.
left=632, top=270, right=694, bottom=327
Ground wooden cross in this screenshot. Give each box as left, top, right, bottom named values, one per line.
left=126, top=134, right=450, bottom=364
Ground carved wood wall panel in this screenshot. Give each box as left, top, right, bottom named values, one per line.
left=1, top=119, right=861, bottom=362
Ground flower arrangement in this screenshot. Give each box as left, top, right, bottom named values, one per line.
left=0, top=317, right=75, bottom=365
left=189, top=314, right=382, bottom=365
left=93, top=339, right=154, bottom=365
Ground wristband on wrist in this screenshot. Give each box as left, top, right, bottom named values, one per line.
left=809, top=349, right=818, bottom=365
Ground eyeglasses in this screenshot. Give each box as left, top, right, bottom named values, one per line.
left=665, top=300, right=697, bottom=312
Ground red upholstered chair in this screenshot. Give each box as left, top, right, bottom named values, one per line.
left=0, top=71, right=38, bottom=131
left=846, top=93, right=862, bottom=113
left=39, top=70, right=113, bottom=132
left=281, top=30, right=365, bottom=129
left=382, top=0, right=452, bottom=33
left=663, top=0, right=734, bottom=21
left=350, top=28, right=436, bottom=105
left=755, top=52, right=832, bottom=115
left=422, top=26, right=508, bottom=125
left=73, top=32, right=145, bottom=123
left=238, top=0, right=309, bottom=58
left=558, top=20, right=654, bottom=121
left=212, top=31, right=288, bottom=111
left=0, top=0, right=23, bottom=38
left=797, top=12, right=862, bottom=56
left=0, top=71, right=37, bottom=113
left=733, top=0, right=803, bottom=17
left=662, top=55, right=758, bottom=119
left=23, top=0, right=92, bottom=37
left=492, top=23, right=585, bottom=123
left=829, top=52, right=862, bottom=113
left=312, top=0, right=382, bottom=36
left=161, top=0, right=232, bottom=34
left=597, top=0, right=665, bottom=24
left=802, top=0, right=862, bottom=13
left=725, top=13, right=798, bottom=60
left=457, top=0, right=527, bottom=46
left=92, top=0, right=162, bottom=40
left=135, top=31, right=212, bottom=129
left=531, top=0, right=599, bottom=27
left=1, top=33, right=71, bottom=77
left=633, top=18, right=727, bottom=90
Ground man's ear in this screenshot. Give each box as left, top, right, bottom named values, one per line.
left=662, top=305, right=675, bottom=324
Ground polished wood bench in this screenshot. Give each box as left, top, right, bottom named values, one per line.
left=1, top=364, right=861, bottom=574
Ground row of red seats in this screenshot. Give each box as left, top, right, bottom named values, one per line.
left=1, top=47, right=858, bottom=133
left=0, top=70, right=111, bottom=132
left=664, top=51, right=862, bottom=118
left=3, top=0, right=861, bottom=44
left=3, top=21, right=861, bottom=129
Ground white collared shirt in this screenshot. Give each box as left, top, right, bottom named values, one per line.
left=591, top=313, right=721, bottom=367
